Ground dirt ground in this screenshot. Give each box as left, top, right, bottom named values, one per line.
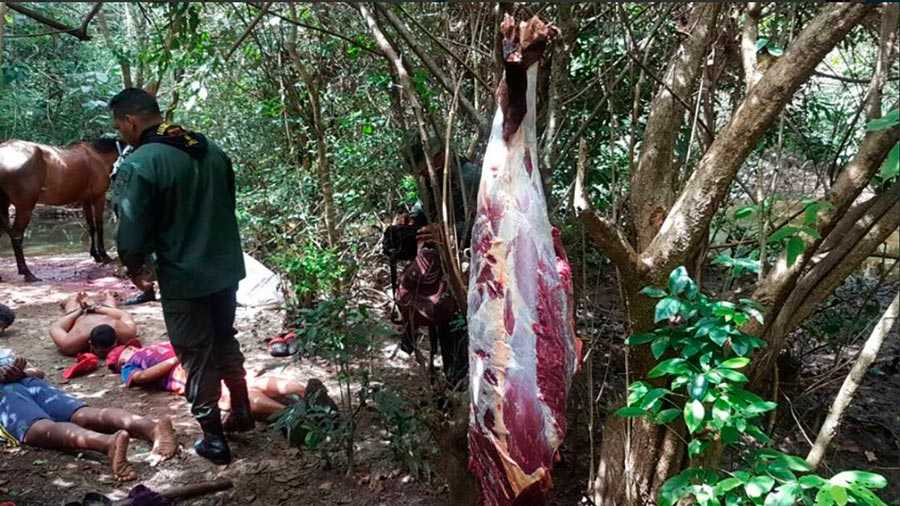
left=0, top=254, right=440, bottom=505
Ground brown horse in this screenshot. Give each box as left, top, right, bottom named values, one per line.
left=0, top=138, right=119, bottom=282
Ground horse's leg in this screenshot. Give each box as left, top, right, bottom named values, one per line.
left=10, top=202, right=39, bottom=282
left=83, top=201, right=98, bottom=261
left=91, top=196, right=113, bottom=263
left=0, top=191, right=8, bottom=282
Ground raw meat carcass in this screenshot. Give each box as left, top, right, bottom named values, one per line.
left=467, top=14, right=579, bottom=506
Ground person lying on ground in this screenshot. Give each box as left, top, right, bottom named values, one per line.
left=0, top=304, right=14, bottom=334
left=0, top=353, right=177, bottom=481
left=106, top=341, right=337, bottom=423
left=49, top=291, right=138, bottom=357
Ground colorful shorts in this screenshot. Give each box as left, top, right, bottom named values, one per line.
left=0, top=378, right=86, bottom=442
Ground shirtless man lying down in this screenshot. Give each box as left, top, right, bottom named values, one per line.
left=49, top=291, right=137, bottom=357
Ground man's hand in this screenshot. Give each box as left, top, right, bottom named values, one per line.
left=0, top=357, right=28, bottom=383
left=130, top=272, right=154, bottom=292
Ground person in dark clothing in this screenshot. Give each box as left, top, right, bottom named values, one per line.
left=384, top=141, right=480, bottom=388
left=109, top=88, right=250, bottom=465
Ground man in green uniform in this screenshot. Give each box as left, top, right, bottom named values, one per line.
left=109, top=88, right=251, bottom=465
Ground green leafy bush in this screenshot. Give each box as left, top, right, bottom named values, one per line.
left=273, top=298, right=395, bottom=472
left=619, top=267, right=890, bottom=506
left=271, top=244, right=350, bottom=306
left=373, top=387, right=435, bottom=479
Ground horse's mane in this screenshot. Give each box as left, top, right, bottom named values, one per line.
left=66, top=137, right=120, bottom=154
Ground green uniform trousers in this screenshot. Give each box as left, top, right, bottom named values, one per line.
left=162, top=285, right=247, bottom=434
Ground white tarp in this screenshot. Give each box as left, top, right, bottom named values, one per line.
left=237, top=253, right=284, bottom=307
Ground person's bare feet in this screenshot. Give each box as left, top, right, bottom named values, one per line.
left=108, top=430, right=137, bottom=481
left=151, top=417, right=178, bottom=460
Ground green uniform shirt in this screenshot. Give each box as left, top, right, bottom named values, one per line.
left=114, top=142, right=245, bottom=300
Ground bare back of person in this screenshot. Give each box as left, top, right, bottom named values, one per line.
left=50, top=291, right=138, bottom=356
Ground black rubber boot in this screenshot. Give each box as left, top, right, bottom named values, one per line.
left=195, top=417, right=231, bottom=465
left=222, top=379, right=254, bottom=433
left=194, top=433, right=232, bottom=465
left=123, top=289, right=156, bottom=306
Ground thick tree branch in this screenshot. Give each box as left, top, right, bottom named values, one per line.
left=641, top=3, right=874, bottom=275
left=783, top=186, right=900, bottom=334
left=740, top=3, right=763, bottom=93
left=375, top=4, right=488, bottom=133
left=6, top=2, right=102, bottom=41
left=752, top=119, right=899, bottom=312
left=864, top=3, right=899, bottom=120
left=581, top=211, right=641, bottom=274
left=628, top=3, right=720, bottom=252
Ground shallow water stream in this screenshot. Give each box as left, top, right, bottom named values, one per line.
left=0, top=211, right=116, bottom=257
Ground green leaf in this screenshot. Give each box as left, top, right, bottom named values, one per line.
left=829, top=484, right=848, bottom=506
left=731, top=336, right=751, bottom=356
left=640, top=388, right=669, bottom=410
left=689, top=374, right=709, bottom=401
left=722, top=426, right=740, bottom=445
left=717, top=368, right=749, bottom=382
left=735, top=206, right=755, bottom=219
left=765, top=483, right=800, bottom=506
left=799, top=225, right=821, bottom=240
left=786, top=236, right=805, bottom=266
left=641, top=286, right=668, bottom=298
left=720, top=357, right=751, bottom=369
left=755, top=38, right=769, bottom=51
left=655, top=297, right=684, bottom=323
left=865, top=109, right=899, bottom=131
left=746, top=424, right=771, bottom=443
left=799, top=475, right=828, bottom=489
left=716, top=477, right=744, bottom=494
left=651, top=336, right=670, bottom=360
left=847, top=483, right=888, bottom=506
left=768, top=225, right=800, bottom=243
left=684, top=399, right=705, bottom=433
left=816, top=486, right=836, bottom=506
left=831, top=471, right=888, bottom=489
left=626, top=332, right=657, bottom=346
left=744, top=306, right=765, bottom=324
left=616, top=406, right=647, bottom=418
left=687, top=439, right=707, bottom=458
left=781, top=454, right=813, bottom=472
left=627, top=381, right=651, bottom=405
left=655, top=408, right=680, bottom=424
left=668, top=266, right=692, bottom=295
left=709, top=325, right=729, bottom=346
left=746, top=399, right=777, bottom=415
left=877, top=143, right=899, bottom=181
left=745, top=475, right=776, bottom=498
left=768, top=466, right=797, bottom=483
left=712, top=398, right=730, bottom=425
left=648, top=358, right=690, bottom=378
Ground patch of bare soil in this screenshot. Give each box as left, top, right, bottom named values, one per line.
left=0, top=254, right=440, bottom=505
